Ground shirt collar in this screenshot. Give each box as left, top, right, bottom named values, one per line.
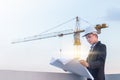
left=91, top=41, right=99, bottom=48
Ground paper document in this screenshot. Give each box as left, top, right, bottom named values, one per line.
left=50, top=58, right=94, bottom=80
left=50, top=57, right=71, bottom=65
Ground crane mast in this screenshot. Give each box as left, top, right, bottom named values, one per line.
left=73, top=17, right=81, bottom=59
left=74, top=17, right=81, bottom=45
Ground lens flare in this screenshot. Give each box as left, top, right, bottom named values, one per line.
left=58, top=44, right=89, bottom=60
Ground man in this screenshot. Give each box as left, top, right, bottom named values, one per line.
left=80, top=27, right=107, bottom=80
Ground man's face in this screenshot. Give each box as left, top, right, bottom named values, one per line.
left=85, top=33, right=97, bottom=45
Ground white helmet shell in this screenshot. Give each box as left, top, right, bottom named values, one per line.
left=83, top=27, right=97, bottom=37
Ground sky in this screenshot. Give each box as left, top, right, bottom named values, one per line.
left=0, top=0, right=120, bottom=74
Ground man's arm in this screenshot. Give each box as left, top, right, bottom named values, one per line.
left=88, top=44, right=106, bottom=69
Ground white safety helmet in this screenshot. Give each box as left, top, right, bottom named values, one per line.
left=83, top=27, right=97, bottom=37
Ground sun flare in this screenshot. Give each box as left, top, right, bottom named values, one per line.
left=59, top=45, right=89, bottom=60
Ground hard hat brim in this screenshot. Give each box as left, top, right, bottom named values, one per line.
left=82, top=32, right=98, bottom=37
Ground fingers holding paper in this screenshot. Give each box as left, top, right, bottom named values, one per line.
left=79, top=60, right=89, bottom=67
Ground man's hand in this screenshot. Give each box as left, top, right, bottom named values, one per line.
left=79, top=60, right=89, bottom=67
left=63, top=69, right=67, bottom=72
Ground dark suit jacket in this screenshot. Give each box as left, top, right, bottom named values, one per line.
left=87, top=41, right=107, bottom=80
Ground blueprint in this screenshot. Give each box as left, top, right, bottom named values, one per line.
left=50, top=58, right=94, bottom=80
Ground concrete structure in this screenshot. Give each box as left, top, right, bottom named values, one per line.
left=0, top=70, right=119, bottom=80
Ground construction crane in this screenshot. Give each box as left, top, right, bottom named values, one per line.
left=12, top=16, right=108, bottom=59
left=12, top=17, right=84, bottom=44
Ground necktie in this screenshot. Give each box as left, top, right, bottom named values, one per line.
left=90, top=45, right=94, bottom=51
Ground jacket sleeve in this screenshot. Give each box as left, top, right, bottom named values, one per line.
left=89, top=44, right=106, bottom=69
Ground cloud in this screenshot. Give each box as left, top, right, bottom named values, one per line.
left=105, top=8, right=120, bottom=21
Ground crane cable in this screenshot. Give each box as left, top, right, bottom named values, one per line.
left=39, top=17, right=76, bottom=35
left=79, top=17, right=93, bottom=26
left=39, top=17, right=92, bottom=35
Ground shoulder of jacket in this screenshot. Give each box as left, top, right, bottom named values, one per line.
left=97, top=41, right=106, bottom=47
